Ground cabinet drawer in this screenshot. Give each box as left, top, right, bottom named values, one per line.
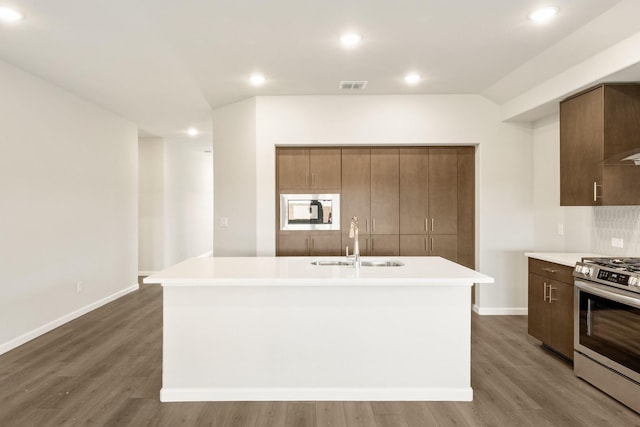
left=528, top=258, right=574, bottom=284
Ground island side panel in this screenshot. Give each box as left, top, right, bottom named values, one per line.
left=161, top=283, right=472, bottom=401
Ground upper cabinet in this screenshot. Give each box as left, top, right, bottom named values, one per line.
left=277, top=148, right=341, bottom=192
left=560, top=84, right=640, bottom=206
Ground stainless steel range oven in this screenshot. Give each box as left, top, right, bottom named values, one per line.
left=573, top=258, right=640, bottom=413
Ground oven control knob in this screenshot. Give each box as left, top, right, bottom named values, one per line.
left=629, top=277, right=640, bottom=287
left=577, top=265, right=592, bottom=276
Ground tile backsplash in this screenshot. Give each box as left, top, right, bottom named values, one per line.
left=592, top=206, right=640, bottom=256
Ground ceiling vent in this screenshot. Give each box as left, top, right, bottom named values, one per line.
left=339, top=81, right=368, bottom=90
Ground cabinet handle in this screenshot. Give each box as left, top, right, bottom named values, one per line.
left=430, top=237, right=434, bottom=252
left=346, top=245, right=349, bottom=257
left=431, top=218, right=434, bottom=232
left=306, top=238, right=310, bottom=251
left=548, top=286, right=557, bottom=303
left=365, top=218, right=369, bottom=232
left=424, top=237, right=427, bottom=253
left=541, top=267, right=557, bottom=274
left=593, top=181, right=602, bottom=202
left=310, top=238, right=315, bottom=249
left=372, top=238, right=375, bottom=253
left=425, top=218, right=428, bottom=232
left=543, top=282, right=548, bottom=302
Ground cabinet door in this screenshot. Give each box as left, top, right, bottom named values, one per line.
left=370, top=148, right=399, bottom=234
left=343, top=234, right=370, bottom=256
left=369, top=235, right=399, bottom=256
left=457, top=147, right=475, bottom=268
left=429, top=235, right=458, bottom=262
left=400, top=235, right=429, bottom=256
left=309, top=148, right=341, bottom=190
left=277, top=148, right=310, bottom=191
left=341, top=148, right=371, bottom=232
left=560, top=87, right=603, bottom=206
left=528, top=273, right=550, bottom=344
left=400, top=148, right=429, bottom=234
left=548, top=280, right=574, bottom=360
left=278, top=233, right=310, bottom=256
left=309, top=234, right=342, bottom=256
left=429, top=148, right=458, bottom=234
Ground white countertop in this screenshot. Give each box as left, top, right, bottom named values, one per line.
left=144, top=256, right=494, bottom=287
left=524, top=252, right=605, bottom=267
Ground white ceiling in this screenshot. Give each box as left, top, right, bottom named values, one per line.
left=1, top=0, right=639, bottom=144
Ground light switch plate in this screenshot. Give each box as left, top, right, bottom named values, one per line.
left=220, top=217, right=229, bottom=227
left=611, top=237, right=624, bottom=248
left=557, top=224, right=564, bottom=236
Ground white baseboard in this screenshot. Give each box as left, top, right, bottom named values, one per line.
left=0, top=283, right=139, bottom=356
left=160, top=387, right=473, bottom=402
left=473, top=305, right=528, bottom=316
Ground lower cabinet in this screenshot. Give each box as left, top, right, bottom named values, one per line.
left=342, top=234, right=400, bottom=256
left=278, top=233, right=341, bottom=256
left=527, top=259, right=574, bottom=360
left=399, top=234, right=458, bottom=262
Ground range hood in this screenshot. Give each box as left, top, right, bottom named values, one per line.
left=621, top=152, right=640, bottom=165
left=603, top=147, right=640, bottom=165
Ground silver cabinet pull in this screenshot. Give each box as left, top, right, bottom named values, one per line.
left=424, top=237, right=427, bottom=253
left=372, top=218, right=376, bottom=232
left=431, top=218, right=434, bottom=232
left=548, top=286, right=557, bottom=303
left=430, top=237, right=434, bottom=252
left=425, top=218, right=428, bottom=232
left=365, top=218, right=369, bottom=232
left=593, top=181, right=602, bottom=202
left=541, top=267, right=557, bottom=274
left=543, top=282, right=548, bottom=302
left=345, top=245, right=349, bottom=257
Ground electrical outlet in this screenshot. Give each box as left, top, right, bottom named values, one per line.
left=220, top=217, right=229, bottom=227
left=611, top=238, right=624, bottom=248
left=557, top=223, right=564, bottom=236
left=76, top=281, right=83, bottom=293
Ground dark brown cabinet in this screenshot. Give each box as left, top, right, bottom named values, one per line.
left=341, top=148, right=400, bottom=255
left=527, top=258, right=574, bottom=360
left=276, top=146, right=474, bottom=265
left=278, top=232, right=341, bottom=256
left=277, top=148, right=341, bottom=192
left=560, top=84, right=640, bottom=206
left=398, top=147, right=474, bottom=267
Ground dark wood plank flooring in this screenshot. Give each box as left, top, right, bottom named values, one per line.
left=1, top=284, right=638, bottom=426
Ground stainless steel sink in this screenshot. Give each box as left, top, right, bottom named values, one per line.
left=310, top=259, right=404, bottom=267
left=310, top=260, right=354, bottom=266
left=360, top=260, right=404, bottom=267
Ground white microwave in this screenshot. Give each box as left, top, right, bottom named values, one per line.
left=280, top=194, right=340, bottom=231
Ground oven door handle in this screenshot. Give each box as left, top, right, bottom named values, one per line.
left=575, top=281, right=640, bottom=309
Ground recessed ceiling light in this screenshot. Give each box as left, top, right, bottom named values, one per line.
left=249, top=73, right=266, bottom=86
left=0, top=6, right=23, bottom=23
left=187, top=128, right=199, bottom=137
left=340, top=32, right=362, bottom=48
left=528, top=6, right=559, bottom=23
left=404, top=73, right=421, bottom=85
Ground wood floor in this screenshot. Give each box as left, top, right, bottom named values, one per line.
left=1, top=285, right=638, bottom=427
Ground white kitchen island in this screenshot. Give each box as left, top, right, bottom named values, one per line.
left=144, top=256, right=493, bottom=402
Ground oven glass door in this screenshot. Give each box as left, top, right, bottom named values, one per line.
left=576, top=282, right=640, bottom=378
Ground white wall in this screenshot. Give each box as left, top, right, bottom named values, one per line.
left=532, top=115, right=640, bottom=256
left=164, top=139, right=214, bottom=265
left=138, top=137, right=213, bottom=271
left=213, top=94, right=535, bottom=313
left=212, top=98, right=257, bottom=256
left=0, top=59, right=138, bottom=353
left=139, top=138, right=165, bottom=272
